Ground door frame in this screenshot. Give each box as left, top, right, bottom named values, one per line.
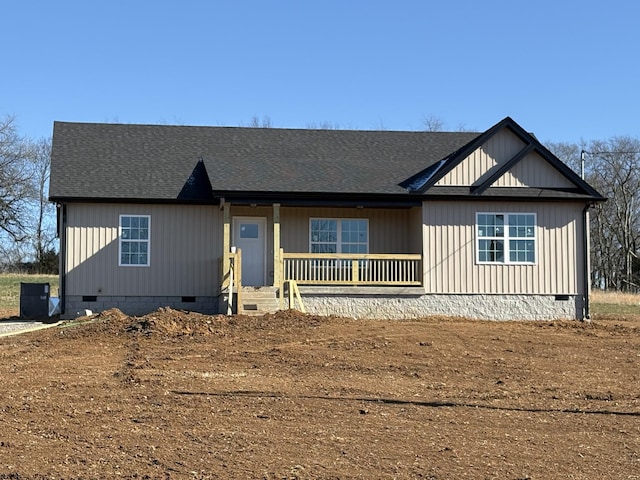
left=232, top=216, right=268, bottom=286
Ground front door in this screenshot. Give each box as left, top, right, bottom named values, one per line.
left=232, top=217, right=267, bottom=286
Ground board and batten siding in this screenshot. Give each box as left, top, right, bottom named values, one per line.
left=64, top=203, right=221, bottom=297
left=422, top=201, right=584, bottom=295
left=279, top=206, right=418, bottom=254
left=435, top=129, right=574, bottom=189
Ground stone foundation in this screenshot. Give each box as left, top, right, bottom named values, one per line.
left=293, top=292, right=583, bottom=321
left=63, top=292, right=583, bottom=321
left=63, top=295, right=219, bottom=319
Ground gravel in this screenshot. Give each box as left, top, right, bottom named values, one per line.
left=0, top=320, right=47, bottom=336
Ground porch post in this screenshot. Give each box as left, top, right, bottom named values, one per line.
left=222, top=201, right=231, bottom=288
left=273, top=203, right=281, bottom=288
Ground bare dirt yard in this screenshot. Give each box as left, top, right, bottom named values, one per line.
left=1, top=308, right=639, bottom=479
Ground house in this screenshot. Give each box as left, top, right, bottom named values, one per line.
left=49, top=117, right=604, bottom=320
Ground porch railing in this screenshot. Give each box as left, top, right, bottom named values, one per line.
left=281, top=251, right=422, bottom=286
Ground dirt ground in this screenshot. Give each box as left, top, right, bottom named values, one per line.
left=0, top=308, right=639, bottom=480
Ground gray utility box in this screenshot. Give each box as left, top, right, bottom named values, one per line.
left=20, top=283, right=50, bottom=319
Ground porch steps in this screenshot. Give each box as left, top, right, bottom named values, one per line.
left=238, top=286, right=279, bottom=316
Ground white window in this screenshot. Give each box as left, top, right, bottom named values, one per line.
left=310, top=218, right=368, bottom=253
left=476, top=213, right=536, bottom=264
left=119, top=215, right=150, bottom=266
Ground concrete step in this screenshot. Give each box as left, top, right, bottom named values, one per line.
left=239, top=286, right=279, bottom=315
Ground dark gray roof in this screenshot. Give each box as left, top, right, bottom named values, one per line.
left=49, top=122, right=478, bottom=201
left=49, top=118, right=604, bottom=204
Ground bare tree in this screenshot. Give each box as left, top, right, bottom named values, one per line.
left=585, top=139, right=640, bottom=291
left=247, top=115, right=273, bottom=128
left=423, top=115, right=444, bottom=132
left=27, top=137, right=57, bottom=272
left=545, top=141, right=585, bottom=176
left=0, top=115, right=34, bottom=255
left=305, top=121, right=341, bottom=130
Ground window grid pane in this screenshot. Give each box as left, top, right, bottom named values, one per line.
left=120, top=215, right=150, bottom=266
left=310, top=218, right=368, bottom=254
left=477, top=213, right=535, bottom=264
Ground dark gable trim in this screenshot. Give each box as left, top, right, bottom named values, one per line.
left=471, top=144, right=535, bottom=195
left=401, top=117, right=514, bottom=193
left=500, top=118, right=604, bottom=200
left=408, top=117, right=605, bottom=201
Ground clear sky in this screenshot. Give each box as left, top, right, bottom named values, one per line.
left=3, top=0, right=639, bottom=145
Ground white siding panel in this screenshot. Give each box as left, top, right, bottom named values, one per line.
left=423, top=201, right=584, bottom=295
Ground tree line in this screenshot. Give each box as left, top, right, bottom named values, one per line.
left=0, top=115, right=56, bottom=273
left=3, top=113, right=640, bottom=290
left=547, top=139, right=640, bottom=291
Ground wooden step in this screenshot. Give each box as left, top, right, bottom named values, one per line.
left=238, top=286, right=279, bottom=315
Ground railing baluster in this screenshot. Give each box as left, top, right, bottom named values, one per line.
left=280, top=253, right=422, bottom=286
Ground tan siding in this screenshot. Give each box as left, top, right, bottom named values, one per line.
left=423, top=201, right=583, bottom=295
left=280, top=207, right=415, bottom=254
left=436, top=129, right=525, bottom=186
left=65, top=203, right=221, bottom=297
left=435, top=129, right=577, bottom=190
left=496, top=151, right=576, bottom=188
left=408, top=207, right=422, bottom=253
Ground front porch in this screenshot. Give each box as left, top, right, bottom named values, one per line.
left=219, top=202, right=424, bottom=315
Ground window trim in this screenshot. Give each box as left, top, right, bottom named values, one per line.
left=309, top=217, right=369, bottom=254
left=118, top=214, right=151, bottom=267
left=475, top=212, right=537, bottom=265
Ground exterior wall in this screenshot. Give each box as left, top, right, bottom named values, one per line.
left=279, top=206, right=417, bottom=254
left=435, top=129, right=574, bottom=189
left=65, top=295, right=218, bottom=318
left=437, top=129, right=525, bottom=186
left=422, top=200, right=584, bottom=295
left=293, top=292, right=582, bottom=321
left=408, top=206, right=423, bottom=254
left=496, top=152, right=575, bottom=188
left=63, top=203, right=222, bottom=303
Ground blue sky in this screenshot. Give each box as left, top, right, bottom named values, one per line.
left=3, top=0, right=639, bottom=144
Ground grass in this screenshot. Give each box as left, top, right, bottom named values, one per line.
left=590, top=289, right=640, bottom=315
left=0, top=274, right=59, bottom=310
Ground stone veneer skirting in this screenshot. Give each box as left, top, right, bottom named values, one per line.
left=292, top=290, right=584, bottom=321
left=63, top=296, right=219, bottom=319
left=64, top=291, right=583, bottom=321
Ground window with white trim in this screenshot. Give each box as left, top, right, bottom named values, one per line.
left=310, top=218, right=368, bottom=253
left=476, top=213, right=536, bottom=264
left=119, top=215, right=150, bottom=266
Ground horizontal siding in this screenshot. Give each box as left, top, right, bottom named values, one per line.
left=65, top=203, right=221, bottom=297
left=423, top=201, right=584, bottom=295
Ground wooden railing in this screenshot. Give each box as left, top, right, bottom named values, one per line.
left=220, top=249, right=242, bottom=314
left=280, top=251, right=422, bottom=286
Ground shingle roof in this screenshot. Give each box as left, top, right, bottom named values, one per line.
left=49, top=118, right=604, bottom=204
left=49, top=122, right=478, bottom=201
